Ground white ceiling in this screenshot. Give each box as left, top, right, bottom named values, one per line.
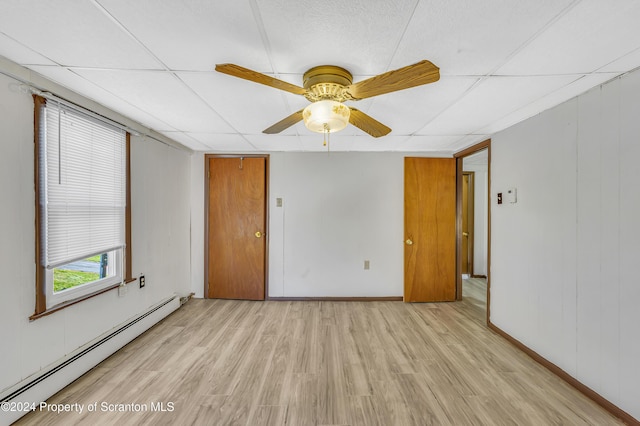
left=1, top=0, right=639, bottom=153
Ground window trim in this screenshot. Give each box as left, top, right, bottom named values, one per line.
left=31, top=95, right=133, bottom=320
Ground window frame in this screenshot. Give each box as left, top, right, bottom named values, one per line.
left=45, top=249, right=123, bottom=308
left=32, top=95, right=133, bottom=320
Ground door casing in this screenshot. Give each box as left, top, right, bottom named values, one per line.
left=454, top=140, right=491, bottom=324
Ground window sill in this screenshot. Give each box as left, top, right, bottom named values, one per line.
left=30, top=277, right=137, bottom=321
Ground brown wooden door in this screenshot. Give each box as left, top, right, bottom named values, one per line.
left=208, top=157, right=266, bottom=300
left=404, top=157, right=456, bottom=302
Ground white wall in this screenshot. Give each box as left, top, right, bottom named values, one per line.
left=130, top=135, right=192, bottom=302
left=190, top=153, right=205, bottom=298
left=491, top=69, right=640, bottom=420
left=269, top=152, right=405, bottom=297
left=0, top=69, right=192, bottom=403
left=190, top=151, right=450, bottom=298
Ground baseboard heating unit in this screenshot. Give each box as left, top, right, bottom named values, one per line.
left=0, top=295, right=180, bottom=426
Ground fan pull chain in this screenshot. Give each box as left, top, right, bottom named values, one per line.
left=323, top=124, right=328, bottom=146
left=323, top=123, right=331, bottom=152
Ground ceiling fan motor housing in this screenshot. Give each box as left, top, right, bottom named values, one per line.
left=303, top=65, right=353, bottom=102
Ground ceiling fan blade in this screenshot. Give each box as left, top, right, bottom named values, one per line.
left=348, top=108, right=391, bottom=138
left=346, top=60, right=440, bottom=100
left=215, top=63, right=307, bottom=96
left=263, top=110, right=304, bottom=134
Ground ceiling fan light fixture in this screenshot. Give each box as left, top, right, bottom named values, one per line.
left=302, top=100, right=350, bottom=133
left=216, top=60, right=439, bottom=137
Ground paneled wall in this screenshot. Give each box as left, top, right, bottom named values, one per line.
left=268, top=152, right=405, bottom=298
left=491, top=69, right=640, bottom=420
left=0, top=70, right=192, bottom=399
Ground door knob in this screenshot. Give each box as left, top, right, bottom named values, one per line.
left=255, top=231, right=262, bottom=238
left=463, top=232, right=469, bottom=237
left=405, top=238, right=413, bottom=245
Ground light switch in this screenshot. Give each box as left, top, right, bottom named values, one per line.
left=276, top=197, right=283, bottom=207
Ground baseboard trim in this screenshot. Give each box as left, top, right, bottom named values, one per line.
left=487, top=321, right=638, bottom=425
left=267, top=296, right=403, bottom=302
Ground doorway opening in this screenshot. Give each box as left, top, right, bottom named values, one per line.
left=455, top=140, right=490, bottom=323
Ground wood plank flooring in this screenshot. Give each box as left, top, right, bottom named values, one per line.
left=15, top=293, right=622, bottom=425
left=462, top=277, right=487, bottom=305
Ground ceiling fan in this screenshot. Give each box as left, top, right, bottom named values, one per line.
left=215, top=60, right=440, bottom=138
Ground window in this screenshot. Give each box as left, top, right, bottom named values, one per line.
left=33, top=95, right=131, bottom=317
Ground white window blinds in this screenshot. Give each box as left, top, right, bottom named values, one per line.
left=40, top=101, right=126, bottom=269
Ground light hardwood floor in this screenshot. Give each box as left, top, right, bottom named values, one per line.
left=16, top=293, right=622, bottom=425
left=462, top=277, right=487, bottom=306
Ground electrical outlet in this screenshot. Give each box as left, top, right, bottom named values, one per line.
left=364, top=260, right=370, bottom=270
left=139, top=275, right=146, bottom=288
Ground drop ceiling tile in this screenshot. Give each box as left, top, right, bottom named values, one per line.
left=29, top=65, right=178, bottom=132
left=287, top=92, right=313, bottom=111
left=245, top=134, right=305, bottom=151
left=267, top=71, right=305, bottom=88
left=97, top=0, right=272, bottom=72
left=157, top=132, right=211, bottom=151
left=335, top=135, right=409, bottom=152
left=599, top=47, right=640, bottom=73
left=296, top=135, right=341, bottom=152
left=497, top=0, right=640, bottom=75
left=362, top=76, right=479, bottom=136
left=327, top=136, right=355, bottom=151
left=96, top=101, right=177, bottom=133
left=0, top=0, right=161, bottom=69
left=476, top=73, right=620, bottom=134
left=396, top=135, right=462, bottom=152
left=256, top=0, right=418, bottom=75
left=177, top=71, right=298, bottom=135
left=418, top=75, right=578, bottom=135
left=391, top=0, right=575, bottom=76
left=260, top=134, right=408, bottom=152
left=186, top=133, right=257, bottom=152
left=72, top=69, right=235, bottom=133
left=300, top=135, right=360, bottom=152
left=0, top=33, right=56, bottom=65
